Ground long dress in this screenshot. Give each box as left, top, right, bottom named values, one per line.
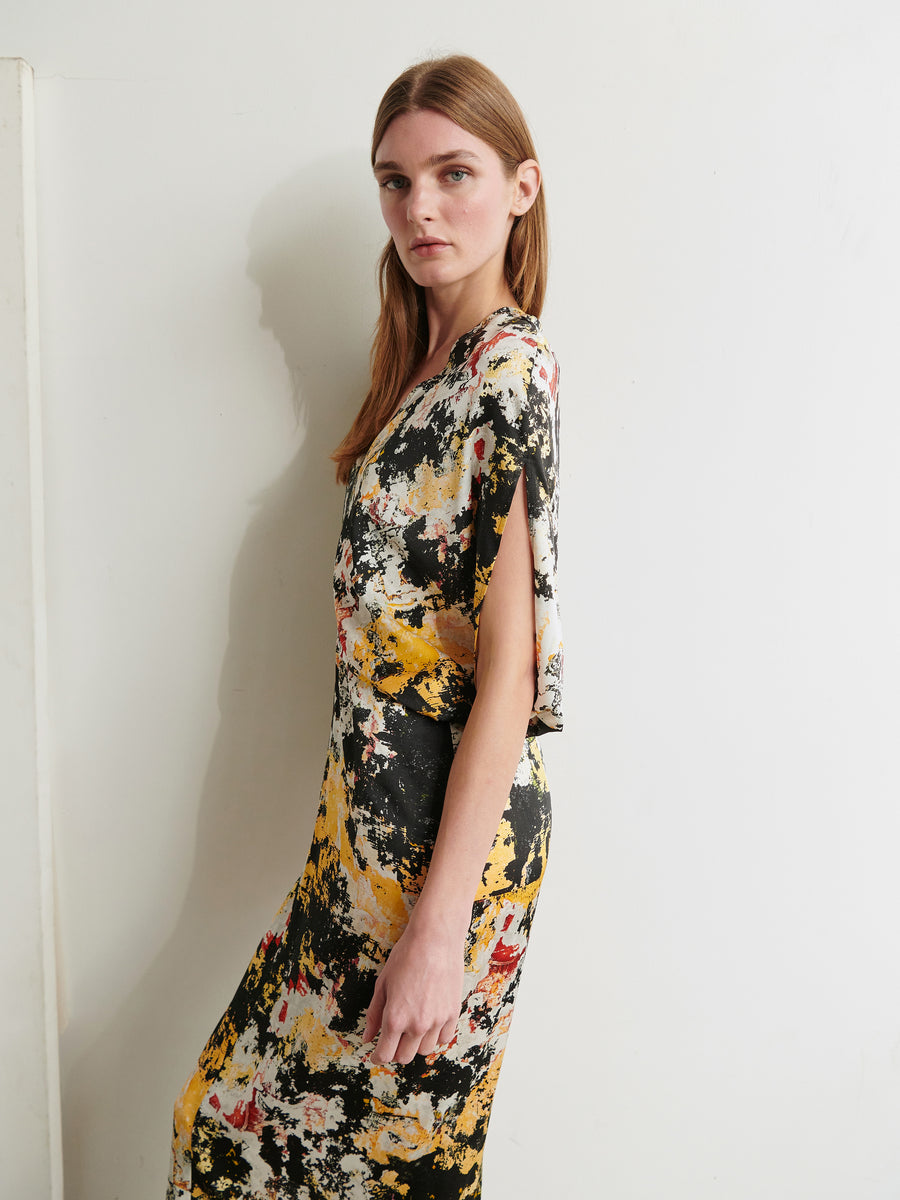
left=167, top=305, right=563, bottom=1200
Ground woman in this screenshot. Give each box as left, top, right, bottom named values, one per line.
left=168, top=54, right=562, bottom=1199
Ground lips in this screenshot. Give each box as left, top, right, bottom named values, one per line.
left=410, top=237, right=450, bottom=258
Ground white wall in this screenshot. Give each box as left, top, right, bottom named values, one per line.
left=5, top=2, right=900, bottom=1197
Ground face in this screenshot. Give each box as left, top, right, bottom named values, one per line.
left=373, top=109, right=536, bottom=303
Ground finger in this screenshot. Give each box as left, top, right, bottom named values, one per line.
left=437, top=1015, right=459, bottom=1047
left=371, top=1021, right=402, bottom=1065
left=392, top=1031, right=420, bottom=1066
left=416, top=1024, right=443, bottom=1058
left=362, top=983, right=385, bottom=1045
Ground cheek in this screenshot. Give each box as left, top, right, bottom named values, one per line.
left=456, top=199, right=489, bottom=231
left=380, top=198, right=403, bottom=237
left=459, top=189, right=508, bottom=237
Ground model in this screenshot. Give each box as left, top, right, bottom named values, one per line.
left=168, top=53, right=563, bottom=1199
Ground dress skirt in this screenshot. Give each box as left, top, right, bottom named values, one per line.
left=167, top=664, right=551, bottom=1199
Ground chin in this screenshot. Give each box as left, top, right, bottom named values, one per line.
left=405, top=264, right=457, bottom=289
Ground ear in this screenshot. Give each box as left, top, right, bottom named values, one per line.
left=510, top=159, right=541, bottom=217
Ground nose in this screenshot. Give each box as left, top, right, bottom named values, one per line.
left=406, top=179, right=434, bottom=225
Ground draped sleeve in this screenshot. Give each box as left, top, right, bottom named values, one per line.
left=465, top=327, right=563, bottom=735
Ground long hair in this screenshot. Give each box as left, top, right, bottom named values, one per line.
left=332, top=55, right=549, bottom=483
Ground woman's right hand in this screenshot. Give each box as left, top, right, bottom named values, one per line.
left=362, top=916, right=464, bottom=1065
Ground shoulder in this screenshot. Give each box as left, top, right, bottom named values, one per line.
left=467, top=309, right=557, bottom=387
left=462, top=309, right=559, bottom=431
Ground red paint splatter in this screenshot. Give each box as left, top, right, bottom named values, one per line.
left=223, top=1091, right=263, bottom=1134
left=286, top=970, right=309, bottom=996
left=489, top=937, right=523, bottom=975
left=223, top=1099, right=245, bottom=1128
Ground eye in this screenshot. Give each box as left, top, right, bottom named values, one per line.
left=446, top=168, right=469, bottom=183
left=379, top=176, right=407, bottom=191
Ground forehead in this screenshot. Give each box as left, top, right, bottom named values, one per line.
left=374, top=109, right=497, bottom=167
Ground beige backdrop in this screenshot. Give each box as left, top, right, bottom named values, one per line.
left=4, top=1, right=900, bottom=1196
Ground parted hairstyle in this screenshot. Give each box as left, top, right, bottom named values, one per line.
left=331, top=55, right=548, bottom=483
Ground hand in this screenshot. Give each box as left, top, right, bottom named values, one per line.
left=362, top=919, right=464, bottom=1065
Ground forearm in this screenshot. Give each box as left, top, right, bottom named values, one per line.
left=409, top=661, right=535, bottom=942
left=363, top=474, right=538, bottom=1062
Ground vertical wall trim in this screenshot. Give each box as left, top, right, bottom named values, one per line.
left=0, top=56, right=63, bottom=1199
left=21, top=58, right=64, bottom=1200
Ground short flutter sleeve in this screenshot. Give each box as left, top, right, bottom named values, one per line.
left=466, top=329, right=563, bottom=735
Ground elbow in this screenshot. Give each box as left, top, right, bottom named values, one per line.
left=512, top=653, right=538, bottom=707
left=474, top=644, right=536, bottom=716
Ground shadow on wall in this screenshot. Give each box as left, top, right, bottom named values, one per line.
left=60, top=154, right=384, bottom=1200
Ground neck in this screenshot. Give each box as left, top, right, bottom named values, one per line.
left=422, top=281, right=519, bottom=361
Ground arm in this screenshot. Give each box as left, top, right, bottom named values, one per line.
left=363, top=471, right=537, bottom=1065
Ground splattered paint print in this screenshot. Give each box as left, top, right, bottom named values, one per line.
left=167, top=307, right=563, bottom=1199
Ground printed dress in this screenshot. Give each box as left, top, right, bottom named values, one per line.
left=168, top=306, right=563, bottom=1200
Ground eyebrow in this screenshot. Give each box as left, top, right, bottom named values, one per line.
left=372, top=150, right=481, bottom=173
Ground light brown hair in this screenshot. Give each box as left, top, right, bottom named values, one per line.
left=331, top=55, right=548, bottom=483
